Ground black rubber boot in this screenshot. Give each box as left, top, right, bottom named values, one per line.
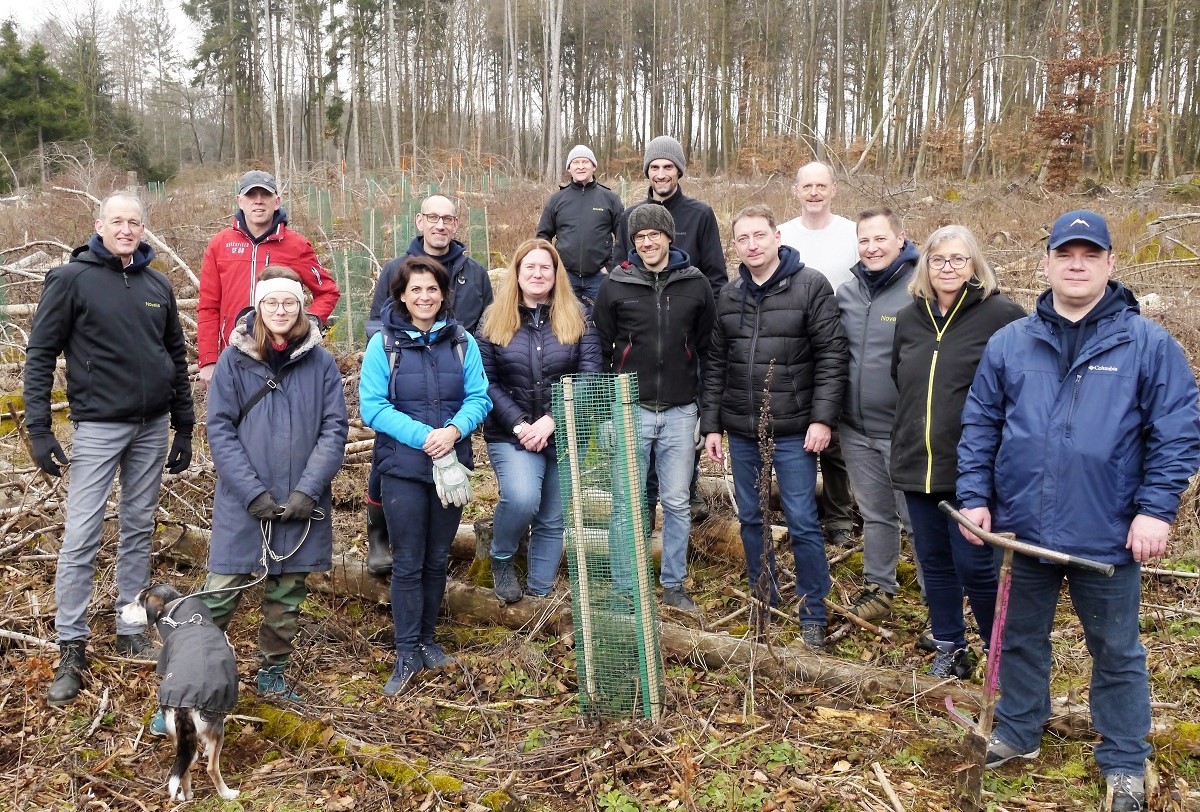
left=366, top=502, right=391, bottom=576
left=48, top=640, right=87, bottom=706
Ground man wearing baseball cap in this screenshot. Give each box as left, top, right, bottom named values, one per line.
left=614, top=135, right=727, bottom=296
left=196, top=170, right=340, bottom=386
left=957, top=209, right=1200, bottom=812
left=593, top=203, right=716, bottom=613
left=536, top=144, right=624, bottom=304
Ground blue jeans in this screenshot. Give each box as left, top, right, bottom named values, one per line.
left=638, top=403, right=697, bottom=588
left=839, top=426, right=916, bottom=594
left=728, top=433, right=828, bottom=625
left=380, top=474, right=462, bottom=652
left=569, top=271, right=605, bottom=305
left=55, top=417, right=169, bottom=641
left=994, top=555, right=1151, bottom=775
left=904, top=492, right=997, bottom=647
left=488, top=441, right=563, bottom=596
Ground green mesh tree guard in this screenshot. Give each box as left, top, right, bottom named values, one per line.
left=325, top=248, right=374, bottom=352
left=465, top=206, right=489, bottom=268
left=553, top=373, right=664, bottom=721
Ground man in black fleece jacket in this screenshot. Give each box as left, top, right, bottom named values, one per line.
left=24, top=192, right=194, bottom=705
left=594, top=203, right=716, bottom=613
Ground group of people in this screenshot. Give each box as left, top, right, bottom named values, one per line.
left=25, top=138, right=1200, bottom=812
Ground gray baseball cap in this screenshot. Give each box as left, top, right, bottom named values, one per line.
left=239, top=170, right=278, bottom=195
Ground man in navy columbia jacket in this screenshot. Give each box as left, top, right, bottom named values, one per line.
left=956, top=210, right=1200, bottom=812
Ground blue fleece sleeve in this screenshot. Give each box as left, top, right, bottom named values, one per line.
left=447, top=333, right=492, bottom=437
left=359, top=332, right=432, bottom=450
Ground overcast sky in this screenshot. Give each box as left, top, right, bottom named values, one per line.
left=5, top=0, right=198, bottom=50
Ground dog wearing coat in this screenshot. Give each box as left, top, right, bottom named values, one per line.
left=120, top=583, right=240, bottom=801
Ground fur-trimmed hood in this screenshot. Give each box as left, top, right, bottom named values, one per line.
left=227, top=312, right=324, bottom=365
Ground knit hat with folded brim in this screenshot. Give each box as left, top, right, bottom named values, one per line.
left=565, top=145, right=597, bottom=170
left=627, top=203, right=676, bottom=243
left=643, top=135, right=687, bottom=177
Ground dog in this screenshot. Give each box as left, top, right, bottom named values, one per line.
left=120, top=583, right=240, bottom=801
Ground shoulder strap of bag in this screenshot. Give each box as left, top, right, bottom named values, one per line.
left=232, top=363, right=296, bottom=428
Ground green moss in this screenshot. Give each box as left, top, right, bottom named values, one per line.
left=478, top=789, right=516, bottom=811
left=1149, top=720, right=1200, bottom=754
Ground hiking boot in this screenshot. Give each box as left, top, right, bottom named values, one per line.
left=417, top=641, right=455, bottom=670
left=825, top=528, right=856, bottom=548
left=847, top=587, right=893, bottom=622
left=928, top=640, right=977, bottom=679
left=1101, top=773, right=1144, bottom=812
left=985, top=734, right=1040, bottom=768
left=800, top=624, right=826, bottom=653
left=690, top=493, right=710, bottom=522
left=383, top=650, right=424, bottom=696
left=116, top=631, right=161, bottom=661
left=365, top=502, right=391, bottom=576
left=148, top=708, right=168, bottom=738
left=48, top=640, right=87, bottom=706
left=256, top=663, right=300, bottom=701
left=916, top=627, right=937, bottom=652
left=662, top=586, right=700, bottom=613
left=491, top=557, right=523, bottom=603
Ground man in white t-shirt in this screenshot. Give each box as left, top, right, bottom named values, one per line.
left=777, top=161, right=859, bottom=548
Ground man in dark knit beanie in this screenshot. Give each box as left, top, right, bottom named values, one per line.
left=593, top=202, right=716, bottom=614
left=615, top=135, right=727, bottom=297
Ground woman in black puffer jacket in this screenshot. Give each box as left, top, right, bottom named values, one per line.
left=477, top=239, right=602, bottom=602
left=890, top=225, right=1025, bottom=679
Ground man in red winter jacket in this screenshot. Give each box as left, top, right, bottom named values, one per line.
left=197, top=170, right=340, bottom=385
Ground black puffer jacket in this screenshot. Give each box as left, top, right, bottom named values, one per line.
left=890, top=283, right=1026, bottom=493
left=477, top=303, right=603, bottom=446
left=536, top=180, right=624, bottom=277
left=592, top=248, right=716, bottom=407
left=22, top=236, right=193, bottom=432
left=701, top=245, right=848, bottom=438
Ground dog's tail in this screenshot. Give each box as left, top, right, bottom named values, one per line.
left=169, top=708, right=197, bottom=777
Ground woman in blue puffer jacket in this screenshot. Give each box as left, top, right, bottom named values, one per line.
left=476, top=239, right=601, bottom=602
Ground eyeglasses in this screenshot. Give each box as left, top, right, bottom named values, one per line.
left=261, top=298, right=300, bottom=313
left=635, top=231, right=665, bottom=243
left=420, top=213, right=458, bottom=225
left=928, top=255, right=971, bottom=270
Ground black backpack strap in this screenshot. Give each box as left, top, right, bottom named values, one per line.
left=385, top=324, right=466, bottom=373
left=232, top=363, right=296, bottom=428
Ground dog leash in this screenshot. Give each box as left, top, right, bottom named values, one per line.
left=163, top=508, right=326, bottom=624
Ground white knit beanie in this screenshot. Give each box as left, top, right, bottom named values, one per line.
left=565, top=145, right=597, bottom=170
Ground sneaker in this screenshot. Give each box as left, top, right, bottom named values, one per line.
left=417, top=641, right=455, bottom=670
left=825, top=528, right=856, bottom=548
left=256, top=663, right=301, bottom=701
left=985, top=734, right=1040, bottom=768
left=148, top=708, right=167, bottom=738
left=928, top=642, right=977, bottom=679
left=662, top=586, right=700, bottom=613
left=47, top=640, right=87, bottom=707
left=800, top=624, right=826, bottom=653
left=847, top=587, right=893, bottom=622
left=1102, top=773, right=1144, bottom=812
left=491, top=557, right=523, bottom=604
left=115, top=632, right=161, bottom=661
left=383, top=650, right=424, bottom=696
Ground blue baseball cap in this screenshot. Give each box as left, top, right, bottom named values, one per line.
left=1048, top=210, right=1112, bottom=250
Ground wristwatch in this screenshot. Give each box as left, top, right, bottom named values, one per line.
left=513, top=422, right=529, bottom=436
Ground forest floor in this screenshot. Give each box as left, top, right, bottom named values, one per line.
left=1, top=168, right=1199, bottom=811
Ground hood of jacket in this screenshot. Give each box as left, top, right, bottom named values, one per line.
left=615, top=245, right=699, bottom=282
left=379, top=299, right=460, bottom=346
left=229, top=311, right=324, bottom=363
left=406, top=235, right=466, bottom=272
left=234, top=207, right=289, bottom=243
left=1035, top=280, right=1135, bottom=379
left=76, top=234, right=156, bottom=272
left=851, top=239, right=919, bottom=297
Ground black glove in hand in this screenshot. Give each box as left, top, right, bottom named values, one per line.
left=279, top=490, right=316, bottom=522
left=248, top=492, right=281, bottom=521
left=29, top=429, right=68, bottom=477
left=165, top=432, right=193, bottom=474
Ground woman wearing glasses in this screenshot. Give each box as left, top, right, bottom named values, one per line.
left=890, top=227, right=1024, bottom=678
left=476, top=239, right=601, bottom=603
left=202, top=265, right=349, bottom=699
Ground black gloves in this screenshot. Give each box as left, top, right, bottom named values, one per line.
left=29, top=428, right=68, bottom=477
left=248, top=492, right=281, bottom=520
left=165, top=431, right=193, bottom=474
left=279, top=491, right=317, bottom=522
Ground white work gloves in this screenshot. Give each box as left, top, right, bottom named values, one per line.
left=432, top=453, right=473, bottom=508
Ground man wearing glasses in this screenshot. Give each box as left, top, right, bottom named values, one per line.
left=593, top=203, right=716, bottom=613
left=362, top=194, right=494, bottom=575
left=197, top=170, right=339, bottom=387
